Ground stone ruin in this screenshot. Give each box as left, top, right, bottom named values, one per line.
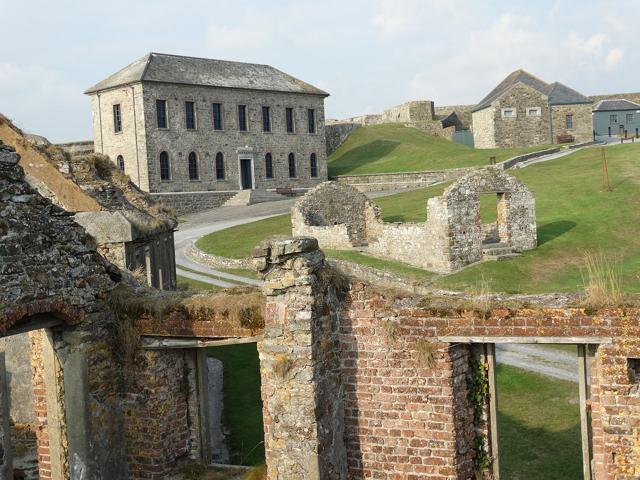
left=1, top=141, right=640, bottom=479
left=292, top=168, right=537, bottom=273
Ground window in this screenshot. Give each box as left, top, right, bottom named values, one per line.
left=310, top=153, right=318, bottom=178
left=159, top=151, right=170, bottom=180
left=288, top=153, right=296, bottom=178
left=627, top=113, right=634, bottom=123
left=610, top=114, right=618, bottom=124
left=285, top=107, right=294, bottom=133
left=188, top=152, right=199, bottom=180
left=238, top=105, right=247, bottom=131
left=526, top=107, right=541, bottom=117
left=262, top=106, right=271, bottom=132
left=185, top=101, right=196, bottom=130
left=215, top=152, right=225, bottom=180
left=565, top=114, right=574, bottom=130
left=307, top=109, right=316, bottom=133
left=116, top=155, right=125, bottom=171
left=265, top=153, right=274, bottom=179
left=501, top=108, right=516, bottom=118
left=156, top=100, right=168, bottom=128
left=212, top=103, right=223, bottom=130
left=113, top=104, right=122, bottom=133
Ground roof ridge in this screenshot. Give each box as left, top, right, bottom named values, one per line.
left=148, top=52, right=272, bottom=69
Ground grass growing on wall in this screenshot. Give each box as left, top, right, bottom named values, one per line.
left=207, top=343, right=265, bottom=466
left=497, top=364, right=581, bottom=479
left=327, top=124, right=554, bottom=176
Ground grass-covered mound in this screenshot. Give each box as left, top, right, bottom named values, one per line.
left=327, top=124, right=553, bottom=176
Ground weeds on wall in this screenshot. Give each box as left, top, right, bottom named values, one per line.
left=581, top=250, right=623, bottom=309
left=414, top=338, right=437, bottom=368
left=381, top=319, right=401, bottom=346
left=272, top=354, right=293, bottom=380
left=244, top=464, right=267, bottom=480
left=468, top=359, right=492, bottom=476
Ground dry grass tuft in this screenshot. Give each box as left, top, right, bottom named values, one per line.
left=179, top=461, right=207, bottom=480
left=415, top=338, right=438, bottom=368
left=244, top=464, right=267, bottom=480
left=115, top=315, right=141, bottom=364
left=381, top=319, right=402, bottom=346
left=317, top=266, right=351, bottom=299
left=581, top=250, right=624, bottom=309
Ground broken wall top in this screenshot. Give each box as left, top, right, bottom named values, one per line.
left=0, top=145, right=119, bottom=333
left=0, top=114, right=176, bottom=239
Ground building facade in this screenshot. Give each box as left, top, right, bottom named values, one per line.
left=472, top=69, right=593, bottom=148
left=593, top=99, right=640, bottom=137
left=85, top=53, right=329, bottom=213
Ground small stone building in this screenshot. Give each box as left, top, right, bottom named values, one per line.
left=472, top=69, right=593, bottom=148
left=85, top=52, right=330, bottom=213
left=0, top=114, right=177, bottom=290
left=292, top=169, right=537, bottom=273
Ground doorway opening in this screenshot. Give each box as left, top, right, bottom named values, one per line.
left=240, top=159, right=253, bottom=190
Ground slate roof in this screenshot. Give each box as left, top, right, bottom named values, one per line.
left=85, top=52, right=329, bottom=97
left=593, top=99, right=640, bottom=112
left=472, top=69, right=590, bottom=112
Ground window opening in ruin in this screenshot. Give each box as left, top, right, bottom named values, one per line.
left=206, top=342, right=265, bottom=467
left=627, top=358, right=640, bottom=383
left=480, top=193, right=501, bottom=245
left=489, top=343, right=591, bottom=479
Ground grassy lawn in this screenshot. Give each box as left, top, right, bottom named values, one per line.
left=195, top=144, right=640, bottom=293
left=177, top=274, right=219, bottom=291
left=207, top=343, right=264, bottom=466
left=497, top=364, right=581, bottom=479
left=328, top=124, right=554, bottom=176
left=326, top=249, right=437, bottom=282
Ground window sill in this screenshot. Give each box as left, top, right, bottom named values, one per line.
left=114, top=131, right=123, bottom=135
left=157, top=127, right=170, bottom=131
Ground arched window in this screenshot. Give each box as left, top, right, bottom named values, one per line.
left=288, top=153, right=296, bottom=178
left=265, top=153, right=274, bottom=179
left=188, top=152, right=199, bottom=180
left=159, top=151, right=170, bottom=180
left=116, top=155, right=125, bottom=171
left=310, top=153, right=318, bottom=178
left=215, top=152, right=225, bottom=180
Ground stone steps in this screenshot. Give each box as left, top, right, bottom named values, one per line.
left=223, top=189, right=289, bottom=207
left=482, top=243, right=521, bottom=261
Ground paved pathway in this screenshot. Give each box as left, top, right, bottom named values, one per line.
left=496, top=344, right=578, bottom=382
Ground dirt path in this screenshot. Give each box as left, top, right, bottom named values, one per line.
left=496, top=344, right=578, bottom=382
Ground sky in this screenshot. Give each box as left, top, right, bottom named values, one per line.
left=0, top=0, right=635, bottom=142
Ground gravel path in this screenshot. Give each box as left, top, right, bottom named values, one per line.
left=496, top=344, right=578, bottom=382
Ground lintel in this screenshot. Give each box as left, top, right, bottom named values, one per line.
left=439, top=336, right=612, bottom=345
left=141, top=335, right=263, bottom=350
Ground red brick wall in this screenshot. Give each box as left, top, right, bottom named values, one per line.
left=28, top=331, right=52, bottom=479
left=340, top=284, right=640, bottom=479
left=124, top=350, right=192, bottom=479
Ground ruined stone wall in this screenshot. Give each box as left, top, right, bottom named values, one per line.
left=551, top=103, right=593, bottom=143
left=149, top=190, right=236, bottom=215
left=381, top=101, right=435, bottom=123
left=331, top=167, right=474, bottom=192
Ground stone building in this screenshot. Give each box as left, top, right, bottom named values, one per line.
left=0, top=114, right=177, bottom=290
left=292, top=169, right=537, bottom=273
left=85, top=52, right=330, bottom=213
left=472, top=69, right=593, bottom=148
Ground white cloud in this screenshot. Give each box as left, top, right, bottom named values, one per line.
left=206, top=10, right=274, bottom=51
left=370, top=0, right=462, bottom=38
left=605, top=48, right=624, bottom=69
left=565, top=33, right=607, bottom=55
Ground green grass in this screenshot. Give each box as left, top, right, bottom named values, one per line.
left=497, top=364, right=581, bottom=479
left=327, top=124, right=554, bottom=176
left=177, top=274, right=219, bottom=291
left=195, top=215, right=291, bottom=259
left=196, top=144, right=640, bottom=293
left=326, top=249, right=437, bottom=282
left=207, top=343, right=264, bottom=466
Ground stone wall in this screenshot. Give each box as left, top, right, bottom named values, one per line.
left=292, top=171, right=536, bottom=274
left=331, top=167, right=475, bottom=192
left=325, top=123, right=359, bottom=155
left=255, top=240, right=640, bottom=480
left=551, top=103, right=593, bottom=143
left=471, top=106, right=497, bottom=149
left=493, top=83, right=550, bottom=148
left=381, top=100, right=435, bottom=123
left=149, top=190, right=236, bottom=215
left=589, top=92, right=640, bottom=104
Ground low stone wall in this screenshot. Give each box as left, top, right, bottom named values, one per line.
left=326, top=123, right=359, bottom=155
left=151, top=191, right=236, bottom=216
left=328, top=259, right=435, bottom=294
left=497, top=146, right=560, bottom=169
left=331, top=167, right=474, bottom=192
left=186, top=244, right=252, bottom=270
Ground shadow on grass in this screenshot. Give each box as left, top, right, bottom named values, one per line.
left=537, top=220, right=576, bottom=246
left=329, top=140, right=400, bottom=175
left=499, top=411, right=582, bottom=479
